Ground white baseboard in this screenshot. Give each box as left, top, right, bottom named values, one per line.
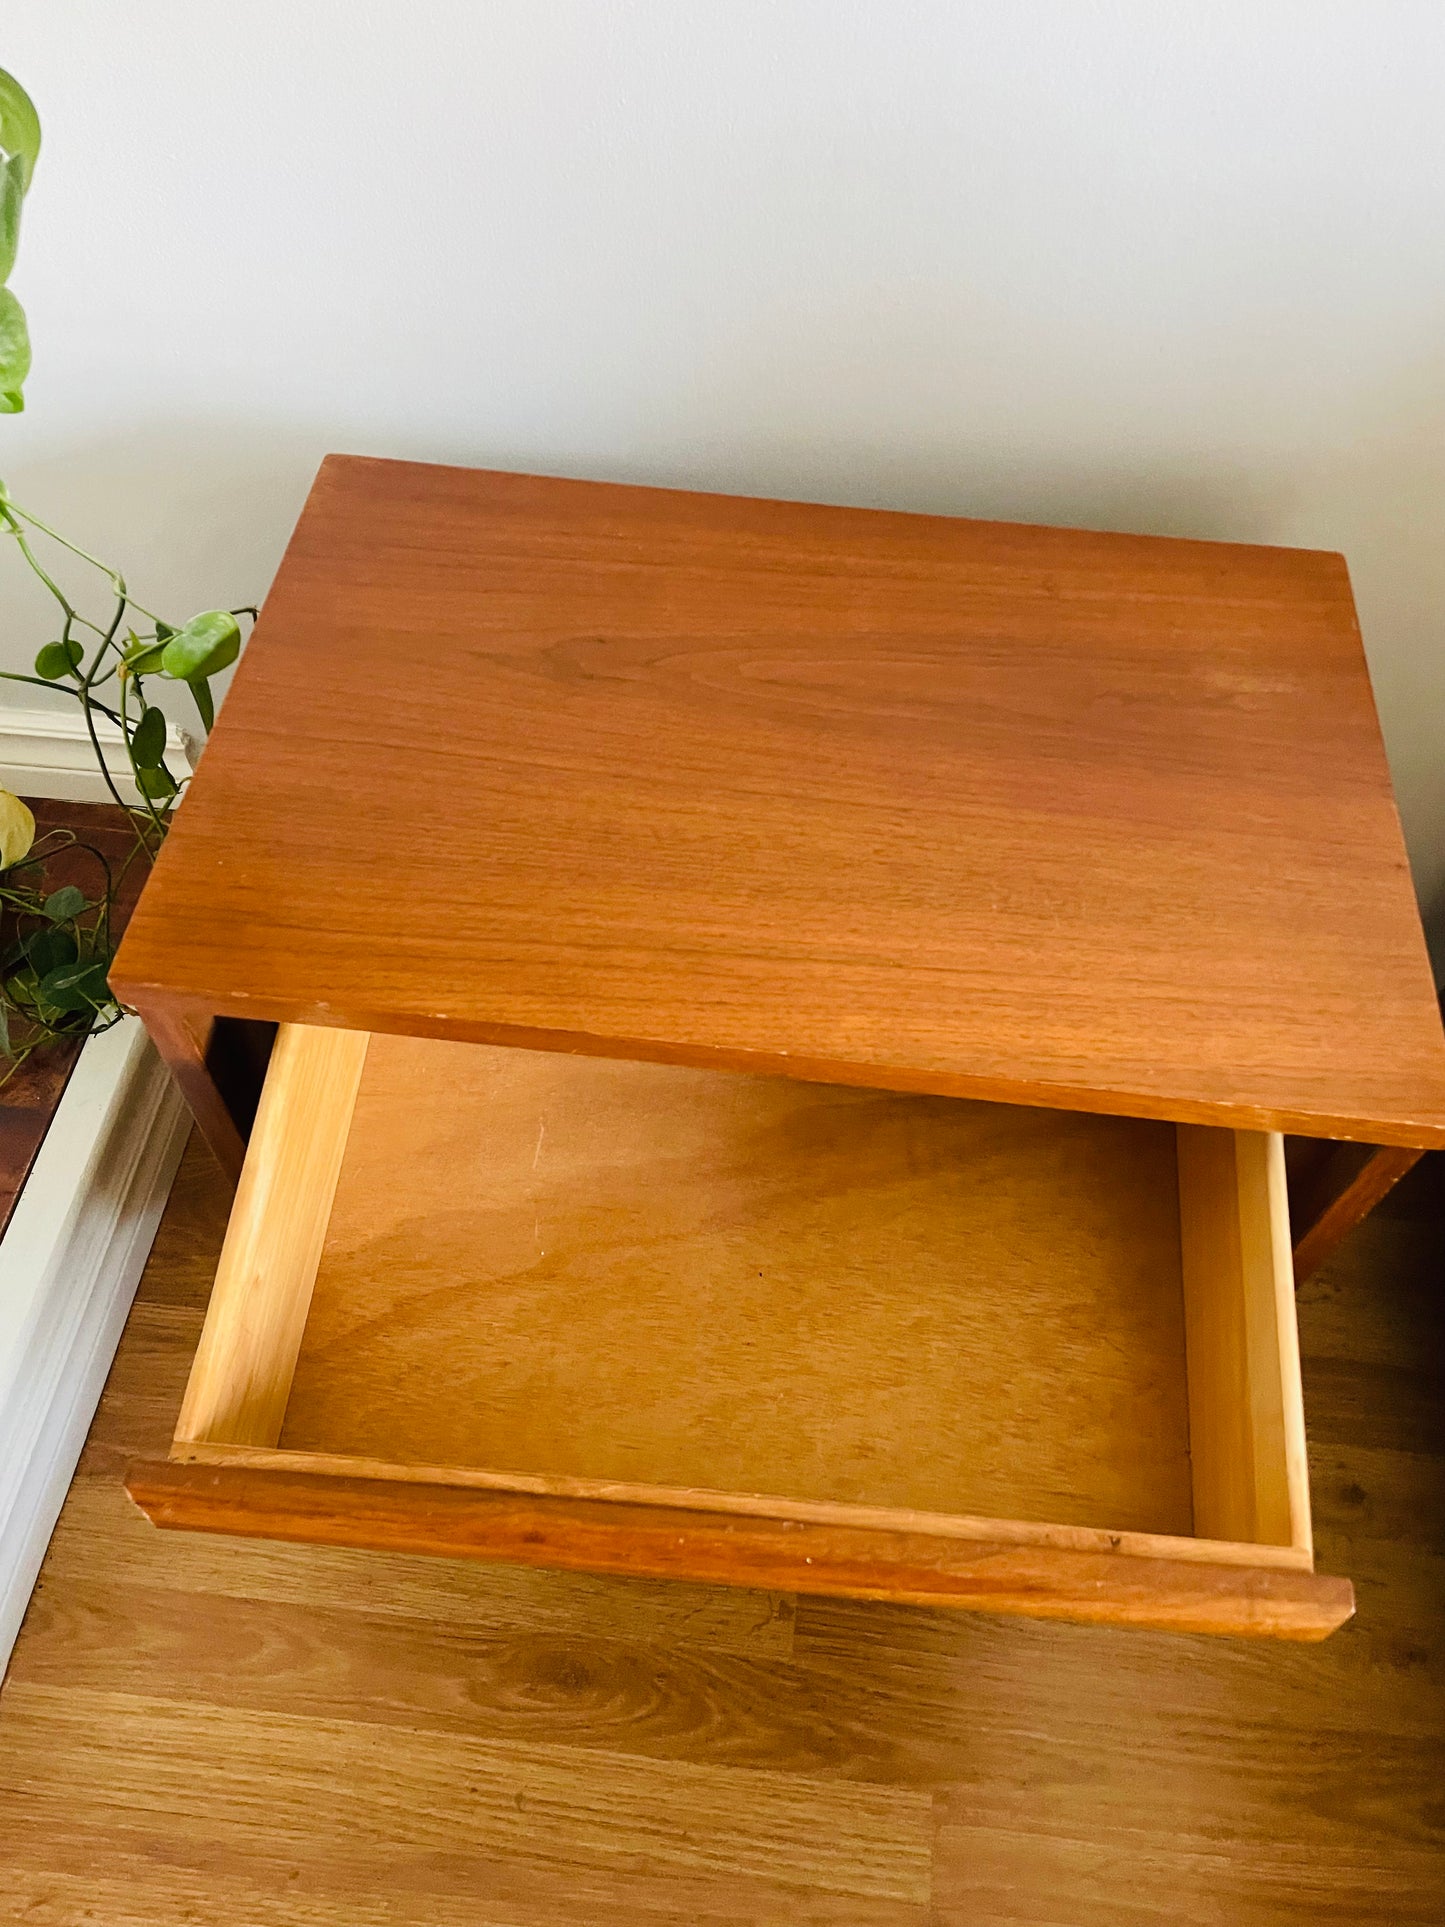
left=0, top=699, right=196, bottom=806
left=0, top=1018, right=190, bottom=1675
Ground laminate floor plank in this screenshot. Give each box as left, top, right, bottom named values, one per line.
left=0, top=1137, right=1442, bottom=1924
left=928, top=1821, right=1445, bottom=1927
left=0, top=1683, right=932, bottom=1906
left=2, top=1810, right=926, bottom=1927
left=11, top=1567, right=1445, bottom=1780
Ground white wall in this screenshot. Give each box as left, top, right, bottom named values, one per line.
left=3, top=2, right=1444, bottom=967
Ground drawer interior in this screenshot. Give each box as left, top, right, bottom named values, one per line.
left=282, top=1037, right=1195, bottom=1536
left=165, top=1025, right=1312, bottom=1567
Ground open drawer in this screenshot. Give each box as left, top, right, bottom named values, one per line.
left=127, top=1024, right=1354, bottom=1640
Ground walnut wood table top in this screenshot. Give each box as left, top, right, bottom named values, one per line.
left=113, top=456, right=1445, bottom=1147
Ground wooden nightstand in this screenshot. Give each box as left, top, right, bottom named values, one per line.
left=118, top=458, right=1445, bottom=1640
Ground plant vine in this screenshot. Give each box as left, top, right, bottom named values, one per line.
left=0, top=66, right=253, bottom=1086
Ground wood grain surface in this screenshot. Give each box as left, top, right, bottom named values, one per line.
left=175, top=1025, right=368, bottom=1447
left=153, top=1439, right=1316, bottom=1571
left=279, top=1033, right=1195, bottom=1537
left=1291, top=1141, right=1426, bottom=1281
left=1178, top=1127, right=1310, bottom=1553
left=149, top=1031, right=1342, bottom=1629
left=112, top=458, right=1445, bottom=1148
left=130, top=997, right=247, bottom=1182
left=4, top=1138, right=1444, bottom=1919
left=124, top=1458, right=1352, bottom=1640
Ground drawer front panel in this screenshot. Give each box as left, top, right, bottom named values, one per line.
left=130, top=1460, right=1352, bottom=1641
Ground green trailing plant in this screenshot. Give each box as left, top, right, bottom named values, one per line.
left=0, top=67, right=253, bottom=1085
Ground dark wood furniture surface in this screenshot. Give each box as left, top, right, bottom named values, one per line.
left=112, top=457, right=1445, bottom=1165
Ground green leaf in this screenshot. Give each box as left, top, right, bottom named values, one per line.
left=122, top=637, right=169, bottom=677
left=130, top=704, right=167, bottom=769
left=136, top=763, right=177, bottom=800
left=154, top=619, right=175, bottom=640
left=160, top=610, right=241, bottom=682
left=189, top=675, right=214, bottom=731
left=0, top=996, right=10, bottom=1059
left=42, top=884, right=87, bottom=921
left=0, top=151, right=25, bottom=285
left=25, top=925, right=77, bottom=976
left=0, top=68, right=42, bottom=193
left=0, top=285, right=31, bottom=403
left=35, top=636, right=83, bottom=680
left=38, top=959, right=111, bottom=1014
left=7, top=967, right=38, bottom=1007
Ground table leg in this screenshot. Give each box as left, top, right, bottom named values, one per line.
left=133, top=996, right=249, bottom=1184
left=1288, top=1140, right=1423, bottom=1282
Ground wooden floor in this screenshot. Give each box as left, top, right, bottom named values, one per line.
left=2, top=1138, right=1443, bottom=1924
